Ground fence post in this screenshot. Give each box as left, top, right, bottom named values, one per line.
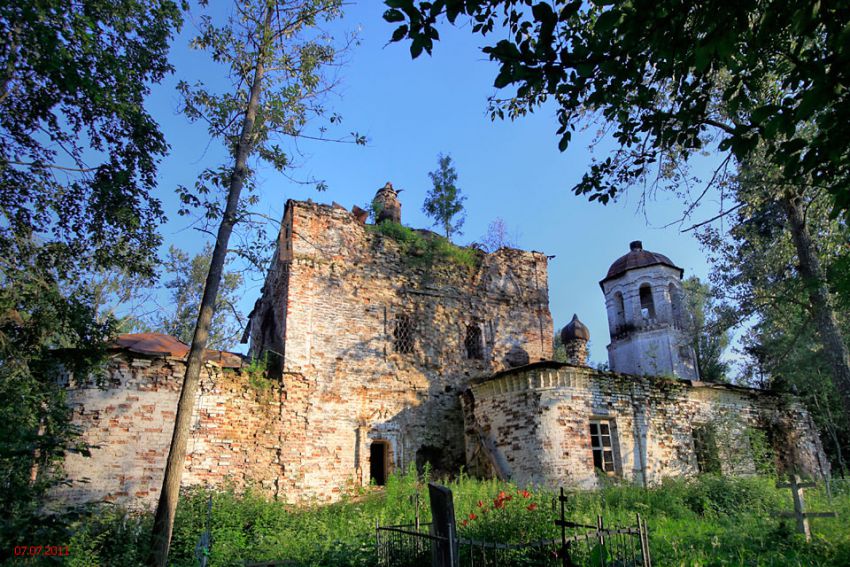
left=637, top=514, right=651, bottom=567
left=375, top=518, right=381, bottom=566
left=597, top=514, right=605, bottom=549
left=415, top=490, right=420, bottom=532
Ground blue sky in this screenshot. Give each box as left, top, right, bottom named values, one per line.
left=145, top=2, right=726, bottom=365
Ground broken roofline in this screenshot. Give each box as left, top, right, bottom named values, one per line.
left=111, top=332, right=245, bottom=369
left=283, top=198, right=549, bottom=257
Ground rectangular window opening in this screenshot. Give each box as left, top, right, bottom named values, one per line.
left=465, top=324, right=484, bottom=360
left=393, top=313, right=414, bottom=354
left=589, top=420, right=617, bottom=475
left=693, top=424, right=721, bottom=474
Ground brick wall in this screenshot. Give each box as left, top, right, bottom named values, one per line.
left=247, top=200, right=554, bottom=498
left=463, top=363, right=829, bottom=488
left=55, top=353, right=288, bottom=508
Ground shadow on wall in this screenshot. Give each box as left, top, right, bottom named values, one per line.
left=504, top=345, right=529, bottom=368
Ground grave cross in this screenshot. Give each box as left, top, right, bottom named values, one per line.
left=777, top=474, right=836, bottom=542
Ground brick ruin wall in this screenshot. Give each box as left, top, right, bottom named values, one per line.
left=463, top=364, right=829, bottom=488
left=247, top=200, right=554, bottom=499
left=55, top=354, right=292, bottom=509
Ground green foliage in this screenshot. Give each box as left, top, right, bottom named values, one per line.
left=385, top=0, right=850, bottom=217
left=682, top=276, right=731, bottom=383
left=423, top=153, right=466, bottom=239
left=0, top=247, right=119, bottom=550
left=245, top=355, right=275, bottom=395
left=174, top=0, right=363, bottom=272
left=367, top=221, right=479, bottom=269
left=0, top=0, right=183, bottom=551
left=62, top=474, right=850, bottom=566
left=552, top=332, right=567, bottom=363
left=697, top=160, right=850, bottom=474
left=147, top=244, right=244, bottom=350
left=0, top=0, right=184, bottom=278
left=747, top=427, right=778, bottom=476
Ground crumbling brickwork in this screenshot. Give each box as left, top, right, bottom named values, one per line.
left=247, top=199, right=553, bottom=499
left=462, top=362, right=829, bottom=488
left=55, top=352, right=290, bottom=508
left=56, top=198, right=829, bottom=509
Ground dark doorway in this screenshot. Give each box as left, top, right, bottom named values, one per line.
left=370, top=441, right=389, bottom=486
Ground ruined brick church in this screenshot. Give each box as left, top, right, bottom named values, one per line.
left=57, top=185, right=828, bottom=507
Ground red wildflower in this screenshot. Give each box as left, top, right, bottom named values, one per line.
left=519, top=489, right=532, bottom=499
left=477, top=500, right=484, bottom=507
left=468, top=512, right=477, bottom=520
left=493, top=498, right=504, bottom=509
left=462, top=520, right=469, bottom=527
left=498, top=491, right=507, bottom=500
left=526, top=503, right=538, bottom=511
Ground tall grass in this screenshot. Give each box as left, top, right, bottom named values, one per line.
left=57, top=471, right=850, bottom=566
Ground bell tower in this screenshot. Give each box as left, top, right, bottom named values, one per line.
left=600, top=241, right=698, bottom=379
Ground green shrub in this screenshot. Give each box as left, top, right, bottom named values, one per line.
left=367, top=221, right=479, bottom=269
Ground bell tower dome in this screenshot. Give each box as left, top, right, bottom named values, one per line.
left=599, top=241, right=698, bottom=379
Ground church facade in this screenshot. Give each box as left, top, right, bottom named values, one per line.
left=56, top=187, right=827, bottom=507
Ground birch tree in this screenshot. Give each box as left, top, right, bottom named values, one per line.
left=150, top=1, right=358, bottom=563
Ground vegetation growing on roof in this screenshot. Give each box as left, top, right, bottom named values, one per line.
left=367, top=221, right=479, bottom=269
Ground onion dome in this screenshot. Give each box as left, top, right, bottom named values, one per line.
left=600, top=241, right=683, bottom=287
left=560, top=314, right=590, bottom=344
left=373, top=182, right=402, bottom=224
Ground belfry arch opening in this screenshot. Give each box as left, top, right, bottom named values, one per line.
left=669, top=283, right=684, bottom=328
left=613, top=292, right=626, bottom=332
left=639, top=284, right=656, bottom=320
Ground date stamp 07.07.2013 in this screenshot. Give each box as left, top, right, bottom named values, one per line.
left=13, top=546, right=70, bottom=558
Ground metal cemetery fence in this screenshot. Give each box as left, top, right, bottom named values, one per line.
left=375, top=485, right=652, bottom=567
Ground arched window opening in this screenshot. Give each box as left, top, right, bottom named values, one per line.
left=639, top=284, right=656, bottom=321
left=465, top=324, right=484, bottom=360
left=613, top=292, right=626, bottom=333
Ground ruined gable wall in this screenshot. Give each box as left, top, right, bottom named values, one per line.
left=56, top=353, right=290, bottom=508
left=248, top=200, right=553, bottom=500
left=464, top=365, right=828, bottom=489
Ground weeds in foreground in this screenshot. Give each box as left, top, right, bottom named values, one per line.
left=52, top=471, right=850, bottom=566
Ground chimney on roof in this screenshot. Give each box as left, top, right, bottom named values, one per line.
left=630, top=240, right=643, bottom=251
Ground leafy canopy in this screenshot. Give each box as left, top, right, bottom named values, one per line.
left=682, top=276, right=730, bottom=383
left=385, top=0, right=850, bottom=216
left=1, top=0, right=184, bottom=278
left=0, top=0, right=184, bottom=547
left=152, top=244, right=245, bottom=350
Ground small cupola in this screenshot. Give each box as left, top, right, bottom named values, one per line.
left=373, top=182, right=402, bottom=224
left=560, top=313, right=590, bottom=344
left=560, top=314, right=590, bottom=366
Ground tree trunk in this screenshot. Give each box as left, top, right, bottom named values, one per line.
left=782, top=193, right=850, bottom=422
left=148, top=8, right=272, bottom=565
